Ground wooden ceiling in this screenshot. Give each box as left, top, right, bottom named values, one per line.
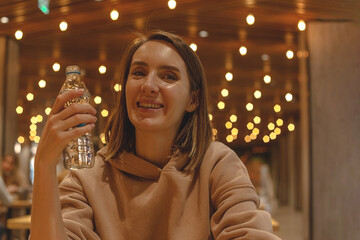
left=1, top=0, right=359, bottom=148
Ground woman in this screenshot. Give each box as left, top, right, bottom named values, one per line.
left=31, top=30, right=280, bottom=240
left=1, top=154, right=29, bottom=195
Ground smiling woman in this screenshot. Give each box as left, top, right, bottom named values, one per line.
left=30, top=30, right=281, bottom=240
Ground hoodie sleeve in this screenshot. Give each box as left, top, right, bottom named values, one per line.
left=209, top=146, right=281, bottom=240
left=59, top=171, right=101, bottom=240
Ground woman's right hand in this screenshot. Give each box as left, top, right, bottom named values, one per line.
left=35, top=89, right=97, bottom=169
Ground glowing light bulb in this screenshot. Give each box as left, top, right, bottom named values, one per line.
left=221, top=88, right=229, bottom=97
left=254, top=90, right=262, bottom=99
left=59, top=21, right=68, bottom=31
left=286, top=50, right=294, bottom=59
left=16, top=106, right=23, bottom=114
left=250, top=133, right=257, bottom=140
left=101, top=109, right=109, bottom=117
left=270, top=132, right=277, bottom=140
left=168, top=0, right=176, bottom=9
left=246, top=14, right=255, bottom=25
left=26, top=93, right=34, bottom=101
left=244, top=135, right=251, bottom=143
left=231, top=128, right=238, bottom=135
left=268, top=122, right=275, bottom=131
left=298, top=20, right=306, bottom=31
left=274, top=127, right=281, bottom=135
left=208, top=114, right=213, bottom=121
left=38, top=79, right=46, bottom=88
left=189, top=43, right=197, bottom=51
left=225, top=121, right=233, bottom=129
left=94, top=96, right=102, bottom=104
left=288, top=123, right=295, bottom=131
left=225, top=72, right=233, bottom=81
left=274, top=104, right=281, bottom=113
left=18, top=136, right=25, bottom=144
left=100, top=133, right=106, bottom=144
left=99, top=65, right=106, bottom=74
left=52, top=62, right=60, bottom=72
left=212, top=128, right=218, bottom=136
left=114, top=83, right=121, bottom=92
left=276, top=118, right=284, bottom=126
left=252, top=127, right=260, bottom=135
left=230, top=114, right=237, bottom=123
left=36, top=115, right=43, bottom=122
left=247, top=122, right=254, bottom=130
left=15, top=30, right=23, bottom=40
left=226, top=135, right=234, bottom=143
left=246, top=103, right=254, bottom=111
left=217, top=101, right=225, bottom=110
left=110, top=10, right=119, bottom=20
left=263, top=135, right=270, bottom=143
left=285, top=93, right=293, bottom=102
left=263, top=75, right=271, bottom=84
left=45, top=107, right=52, bottom=115
left=239, top=46, right=247, bottom=56
left=253, top=116, right=261, bottom=124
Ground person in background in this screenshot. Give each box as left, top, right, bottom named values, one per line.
left=1, top=154, right=30, bottom=196
left=30, top=30, right=280, bottom=239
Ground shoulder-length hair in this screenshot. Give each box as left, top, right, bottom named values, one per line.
left=104, top=30, right=212, bottom=172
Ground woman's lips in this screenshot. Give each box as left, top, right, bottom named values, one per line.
left=137, top=102, right=164, bottom=109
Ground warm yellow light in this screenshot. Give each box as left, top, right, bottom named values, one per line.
left=252, top=127, right=260, bottom=136
left=230, top=114, right=237, bottom=123
left=254, top=90, right=262, bottom=99
left=45, top=107, right=52, bottom=115
left=225, top=121, right=233, bottom=129
left=30, top=116, right=37, bottom=124
left=226, top=135, right=234, bottom=143
left=274, top=104, right=281, bottom=113
left=34, top=136, right=40, bottom=143
left=212, top=128, right=218, bottom=136
left=38, top=79, right=46, bottom=88
left=100, top=133, right=106, bottom=144
left=168, top=0, right=176, bottom=9
left=101, top=109, right=109, bottom=117
left=232, top=134, right=238, bottom=140
left=298, top=20, right=306, bottom=31
left=94, top=96, right=102, bottom=104
left=59, top=21, right=68, bottom=31
left=270, top=132, right=277, bottom=140
left=208, top=114, right=213, bottom=121
left=246, top=103, right=254, bottom=111
left=15, top=30, right=23, bottom=40
left=244, top=135, right=251, bottom=143
left=52, top=62, right=60, bottom=72
left=250, top=133, right=257, bottom=140
left=221, top=88, right=229, bottom=97
left=189, top=43, right=197, bottom=52
left=29, top=135, right=35, bottom=141
left=17, top=136, right=25, bottom=144
left=231, top=128, right=238, bottom=135
left=263, top=135, right=270, bottom=143
left=253, top=116, right=261, bottom=124
left=26, top=93, right=34, bottom=101
left=276, top=118, right=284, bottom=126
left=246, top=14, right=255, bottom=25
left=29, top=130, right=37, bottom=136
left=286, top=50, right=294, bottom=59
left=247, top=122, right=254, bottom=130
left=225, top=72, right=233, bottom=81
left=99, top=65, right=107, bottom=74
left=217, top=101, right=225, bottom=110
left=239, top=46, right=247, bottom=56
left=36, top=114, right=43, bottom=122
left=263, top=75, right=271, bottom=84
left=114, top=83, right=122, bottom=92
left=268, top=122, right=275, bottom=131
left=288, top=123, right=295, bottom=131
left=30, top=124, right=37, bottom=131
left=16, top=106, right=23, bottom=114
left=285, top=93, right=293, bottom=102
left=274, top=127, right=282, bottom=135
left=110, top=10, right=119, bottom=20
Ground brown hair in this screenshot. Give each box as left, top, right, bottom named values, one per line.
left=104, top=30, right=212, bottom=172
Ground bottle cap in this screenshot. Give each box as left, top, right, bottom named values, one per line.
left=65, top=65, right=81, bottom=75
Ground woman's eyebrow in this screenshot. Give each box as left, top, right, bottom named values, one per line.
left=159, top=65, right=180, bottom=73
left=131, top=61, right=148, bottom=67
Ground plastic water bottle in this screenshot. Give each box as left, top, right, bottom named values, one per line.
left=60, top=65, right=95, bottom=169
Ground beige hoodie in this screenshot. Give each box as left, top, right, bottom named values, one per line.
left=59, top=141, right=280, bottom=240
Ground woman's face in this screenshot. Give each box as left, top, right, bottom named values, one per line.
left=2, top=155, right=15, bottom=173
left=125, top=40, right=195, bottom=135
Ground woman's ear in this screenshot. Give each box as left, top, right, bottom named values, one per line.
left=186, top=90, right=199, bottom=112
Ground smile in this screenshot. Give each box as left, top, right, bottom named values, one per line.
left=137, top=102, right=164, bottom=109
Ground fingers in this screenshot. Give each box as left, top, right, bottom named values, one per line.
left=51, top=89, right=85, bottom=115
left=61, top=122, right=96, bottom=143
left=57, top=102, right=97, bottom=122
left=61, top=113, right=97, bottom=131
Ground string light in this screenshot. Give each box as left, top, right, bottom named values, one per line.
left=99, top=65, right=106, bottom=74
left=17, top=136, right=25, bottom=144
left=276, top=118, right=284, bottom=126
left=274, top=104, right=281, bottom=113
left=247, top=122, right=254, bottom=130
left=298, top=20, right=306, bottom=31
left=189, top=43, right=197, bottom=52
left=16, top=106, right=23, bottom=114
left=270, top=132, right=277, bottom=140
left=26, top=93, right=34, bottom=101
left=288, top=123, right=295, bottom=131
left=15, top=30, right=23, bottom=40
left=250, top=133, right=257, bottom=140
left=59, top=20, right=68, bottom=31
left=263, top=135, right=270, bottom=143
left=285, top=93, right=293, bottom=102
left=100, top=133, right=106, bottom=144
left=231, top=128, right=238, bottom=135
left=94, top=96, right=102, bottom=104
left=1, top=17, right=9, bottom=24
left=225, top=121, right=232, bottom=129
left=253, top=116, right=261, bottom=124
left=263, top=75, right=271, bottom=84
left=52, top=62, right=60, bottom=72
left=217, top=101, right=225, bottom=110
left=244, top=135, right=251, bottom=143
left=225, top=72, right=233, bottom=81
left=221, top=88, right=229, bottom=97
left=230, top=114, right=237, bottom=123
left=274, top=127, right=281, bottom=135
left=38, top=79, right=46, bottom=88
left=208, top=114, right=213, bottom=121
left=45, top=107, right=52, bottom=115
left=36, top=114, right=43, bottom=122
left=101, top=109, right=109, bottom=117
left=286, top=50, right=294, bottom=59
left=252, top=127, right=260, bottom=135
left=246, top=103, right=254, bottom=111
left=168, top=0, right=176, bottom=9
left=110, top=10, right=119, bottom=20
left=254, top=90, right=262, bottom=99
left=239, top=46, right=247, bottom=56
left=268, top=122, right=275, bottom=131
left=246, top=14, right=255, bottom=25
left=114, top=83, right=121, bottom=92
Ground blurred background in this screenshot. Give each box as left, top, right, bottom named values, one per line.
left=0, top=0, right=359, bottom=240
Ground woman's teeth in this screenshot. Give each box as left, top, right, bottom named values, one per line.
left=138, top=102, right=163, bottom=109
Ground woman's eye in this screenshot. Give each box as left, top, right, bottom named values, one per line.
left=131, top=70, right=145, bottom=77
left=163, top=73, right=177, bottom=81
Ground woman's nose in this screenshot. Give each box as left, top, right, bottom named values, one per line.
left=141, top=72, right=159, bottom=94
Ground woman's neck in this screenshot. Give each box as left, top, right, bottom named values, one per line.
left=135, top=130, right=175, bottom=169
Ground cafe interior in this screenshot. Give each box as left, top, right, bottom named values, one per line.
left=0, top=0, right=359, bottom=239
